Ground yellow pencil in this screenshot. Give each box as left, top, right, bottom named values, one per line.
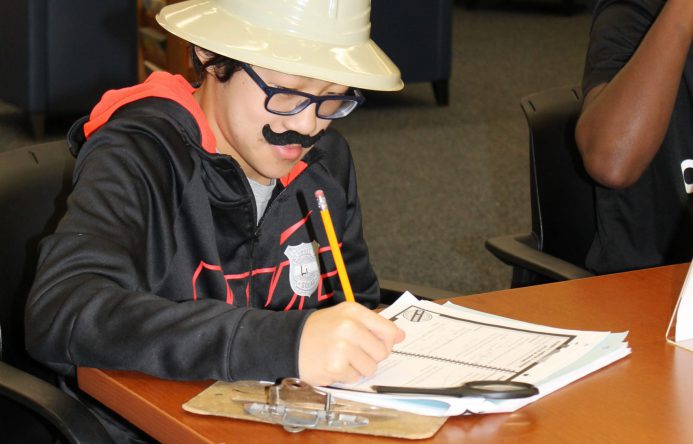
left=314, top=189, right=355, bottom=303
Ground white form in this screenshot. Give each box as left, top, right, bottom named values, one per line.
left=370, top=305, right=574, bottom=386
left=324, top=293, right=629, bottom=416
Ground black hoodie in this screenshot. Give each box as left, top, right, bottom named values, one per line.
left=25, top=72, right=379, bottom=384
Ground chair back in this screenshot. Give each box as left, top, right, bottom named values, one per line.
left=521, top=85, right=596, bottom=270
left=0, top=141, right=74, bottom=378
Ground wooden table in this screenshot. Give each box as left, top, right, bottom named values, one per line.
left=78, top=264, right=693, bottom=443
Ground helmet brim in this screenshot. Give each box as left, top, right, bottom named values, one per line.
left=156, top=2, right=403, bottom=91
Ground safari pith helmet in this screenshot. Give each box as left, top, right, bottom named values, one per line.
left=156, top=0, right=403, bottom=91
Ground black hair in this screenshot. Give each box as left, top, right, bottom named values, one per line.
left=191, top=45, right=242, bottom=82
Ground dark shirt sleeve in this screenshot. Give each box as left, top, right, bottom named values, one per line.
left=582, top=0, right=663, bottom=95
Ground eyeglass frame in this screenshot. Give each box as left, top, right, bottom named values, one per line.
left=240, top=63, right=365, bottom=120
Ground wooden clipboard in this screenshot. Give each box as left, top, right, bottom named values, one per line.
left=182, top=381, right=448, bottom=440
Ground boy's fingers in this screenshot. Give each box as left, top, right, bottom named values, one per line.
left=325, top=340, right=374, bottom=382
left=353, top=308, right=406, bottom=350
left=345, top=323, right=391, bottom=363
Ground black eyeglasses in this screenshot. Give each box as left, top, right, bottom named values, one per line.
left=240, top=63, right=365, bottom=120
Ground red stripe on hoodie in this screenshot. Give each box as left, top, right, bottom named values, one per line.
left=280, top=161, right=308, bottom=187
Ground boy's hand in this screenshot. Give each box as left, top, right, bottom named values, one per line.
left=298, top=302, right=405, bottom=386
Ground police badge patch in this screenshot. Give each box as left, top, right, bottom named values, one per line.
left=284, top=243, right=320, bottom=296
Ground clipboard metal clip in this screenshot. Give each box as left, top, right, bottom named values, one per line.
left=243, top=378, right=380, bottom=433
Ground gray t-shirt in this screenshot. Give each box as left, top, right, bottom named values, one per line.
left=248, top=178, right=276, bottom=224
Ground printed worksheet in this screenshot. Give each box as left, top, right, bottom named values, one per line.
left=341, top=296, right=604, bottom=391
left=323, top=293, right=629, bottom=416
left=370, top=306, right=574, bottom=386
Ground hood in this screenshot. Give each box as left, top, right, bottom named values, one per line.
left=66, top=71, right=312, bottom=188
left=68, top=72, right=216, bottom=155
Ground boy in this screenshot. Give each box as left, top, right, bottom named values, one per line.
left=26, top=0, right=405, bottom=439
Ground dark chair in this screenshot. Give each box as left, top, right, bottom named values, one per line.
left=370, top=0, right=453, bottom=106
left=462, top=0, right=580, bottom=16
left=485, top=85, right=597, bottom=287
left=0, top=142, right=113, bottom=443
left=0, top=0, right=138, bottom=139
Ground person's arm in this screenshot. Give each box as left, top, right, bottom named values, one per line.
left=575, top=0, right=693, bottom=188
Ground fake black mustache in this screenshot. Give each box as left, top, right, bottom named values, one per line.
left=262, top=124, right=325, bottom=148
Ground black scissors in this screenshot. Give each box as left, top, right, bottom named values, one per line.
left=371, top=380, right=539, bottom=400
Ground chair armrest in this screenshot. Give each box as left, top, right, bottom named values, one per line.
left=379, top=278, right=460, bottom=305
left=0, top=361, right=113, bottom=444
left=485, top=233, right=595, bottom=282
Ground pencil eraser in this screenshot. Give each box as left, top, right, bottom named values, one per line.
left=314, top=189, right=327, bottom=210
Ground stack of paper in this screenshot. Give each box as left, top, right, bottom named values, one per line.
left=322, top=292, right=630, bottom=417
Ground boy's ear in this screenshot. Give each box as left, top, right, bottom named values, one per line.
left=193, top=46, right=216, bottom=75
left=193, top=46, right=209, bottom=63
